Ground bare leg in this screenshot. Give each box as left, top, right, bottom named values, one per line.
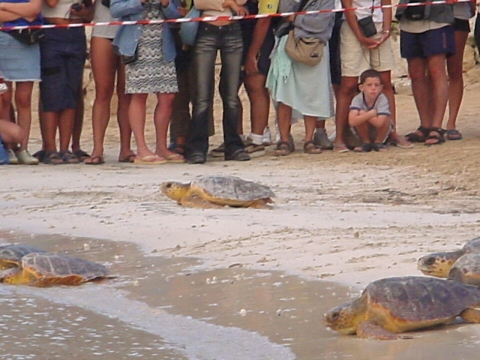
left=13, top=81, right=34, bottom=151
left=129, top=93, right=158, bottom=159
left=446, top=29, right=468, bottom=137
left=0, top=119, right=24, bottom=144
left=154, top=92, right=181, bottom=159
left=244, top=73, right=269, bottom=136
left=335, top=76, right=358, bottom=151
left=71, top=83, right=85, bottom=154
left=116, top=63, right=134, bottom=160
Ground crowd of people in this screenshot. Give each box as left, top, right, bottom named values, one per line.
left=0, top=0, right=476, bottom=165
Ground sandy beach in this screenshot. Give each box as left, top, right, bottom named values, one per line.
left=2, top=39, right=480, bottom=358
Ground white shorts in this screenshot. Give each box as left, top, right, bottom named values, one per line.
left=340, top=22, right=395, bottom=77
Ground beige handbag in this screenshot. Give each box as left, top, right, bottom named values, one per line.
left=284, top=30, right=324, bottom=67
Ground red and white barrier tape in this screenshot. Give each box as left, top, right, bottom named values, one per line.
left=0, top=0, right=471, bottom=31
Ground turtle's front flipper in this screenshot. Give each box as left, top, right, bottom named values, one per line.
left=460, top=307, right=480, bottom=323
left=179, top=196, right=224, bottom=209
left=357, top=321, right=413, bottom=340
left=0, top=268, right=32, bottom=285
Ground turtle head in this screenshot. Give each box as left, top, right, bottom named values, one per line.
left=417, top=250, right=463, bottom=278
left=324, top=301, right=362, bottom=335
left=161, top=181, right=191, bottom=201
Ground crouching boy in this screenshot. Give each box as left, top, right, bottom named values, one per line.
left=348, top=69, right=391, bottom=152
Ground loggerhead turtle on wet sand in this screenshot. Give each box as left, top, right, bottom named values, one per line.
left=0, top=252, right=110, bottom=286
left=323, top=276, right=480, bottom=340
left=161, top=175, right=275, bottom=209
left=417, top=237, right=480, bottom=278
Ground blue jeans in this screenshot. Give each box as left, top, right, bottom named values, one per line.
left=187, top=22, right=244, bottom=159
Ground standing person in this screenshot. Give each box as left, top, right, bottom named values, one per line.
left=185, top=0, right=250, bottom=164
left=333, top=0, right=406, bottom=153
left=84, top=0, right=135, bottom=164
left=444, top=0, right=475, bottom=141
left=0, top=0, right=43, bottom=165
left=38, top=0, right=92, bottom=164
left=398, top=0, right=454, bottom=146
left=111, top=0, right=182, bottom=165
left=241, top=0, right=279, bottom=157
left=168, top=0, right=215, bottom=156
left=267, top=0, right=335, bottom=156
left=348, top=69, right=391, bottom=152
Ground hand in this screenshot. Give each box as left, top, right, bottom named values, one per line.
left=360, top=36, right=380, bottom=49
left=178, top=6, right=188, bottom=16
left=245, top=54, right=259, bottom=75
left=232, top=4, right=248, bottom=16
left=161, top=0, right=169, bottom=7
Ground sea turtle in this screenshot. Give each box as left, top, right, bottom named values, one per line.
left=0, top=244, right=47, bottom=269
left=323, top=276, right=480, bottom=340
left=0, top=252, right=110, bottom=286
left=161, top=175, right=275, bottom=209
left=447, top=253, right=480, bottom=287
left=417, top=237, right=480, bottom=278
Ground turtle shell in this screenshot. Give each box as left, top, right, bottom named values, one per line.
left=448, top=253, right=480, bottom=287
left=462, top=237, right=480, bottom=253
left=21, top=253, right=109, bottom=286
left=190, top=176, right=274, bottom=203
left=0, top=244, right=46, bottom=267
left=365, top=276, right=480, bottom=324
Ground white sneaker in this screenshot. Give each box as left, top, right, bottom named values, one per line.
left=262, top=127, right=272, bottom=146
left=0, top=82, right=7, bottom=94
left=7, top=149, right=19, bottom=165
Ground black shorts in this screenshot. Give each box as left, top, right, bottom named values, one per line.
left=453, top=18, right=470, bottom=32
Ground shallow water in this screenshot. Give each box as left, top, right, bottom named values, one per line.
left=1, top=230, right=480, bottom=360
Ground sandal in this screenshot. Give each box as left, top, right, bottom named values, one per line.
left=374, top=143, right=388, bottom=152
left=42, top=151, right=64, bottom=165
left=85, top=156, right=105, bottom=165
left=354, top=143, right=373, bottom=153
left=274, top=141, right=292, bottom=156
left=405, top=126, right=429, bottom=143
left=424, top=128, right=446, bottom=146
left=303, top=140, right=322, bottom=154
left=58, top=150, right=80, bottom=164
left=446, top=129, right=463, bottom=141
left=118, top=154, right=136, bottom=163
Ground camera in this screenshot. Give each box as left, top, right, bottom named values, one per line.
left=71, top=0, right=93, bottom=12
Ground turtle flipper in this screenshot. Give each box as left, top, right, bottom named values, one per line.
left=460, top=307, right=480, bottom=323
left=179, top=195, right=224, bottom=209
left=357, top=321, right=413, bottom=340
left=0, top=268, right=33, bottom=285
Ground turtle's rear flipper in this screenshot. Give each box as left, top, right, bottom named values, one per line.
left=180, top=195, right=224, bottom=209
left=460, top=307, right=480, bottom=323
left=357, top=321, right=413, bottom=340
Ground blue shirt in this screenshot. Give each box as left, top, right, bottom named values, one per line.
left=110, top=0, right=180, bottom=62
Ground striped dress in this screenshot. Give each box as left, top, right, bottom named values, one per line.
left=125, top=0, right=178, bottom=94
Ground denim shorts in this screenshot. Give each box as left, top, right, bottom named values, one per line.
left=0, top=31, right=41, bottom=81
left=400, top=25, right=455, bottom=59
left=39, top=27, right=87, bottom=112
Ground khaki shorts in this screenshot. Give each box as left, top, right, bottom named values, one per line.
left=340, top=22, right=395, bottom=77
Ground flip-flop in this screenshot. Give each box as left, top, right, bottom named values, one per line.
left=446, top=129, right=463, bottom=141
left=85, top=156, right=105, bottom=165
left=134, top=155, right=166, bottom=165
left=118, top=154, right=136, bottom=163
left=165, top=154, right=185, bottom=163
left=333, top=144, right=349, bottom=153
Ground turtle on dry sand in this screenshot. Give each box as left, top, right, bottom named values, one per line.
left=417, top=237, right=480, bottom=278
left=0, top=252, right=110, bottom=286
left=323, top=276, right=480, bottom=340
left=161, top=175, right=275, bottom=209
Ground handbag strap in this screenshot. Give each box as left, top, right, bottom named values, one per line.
left=297, top=0, right=310, bottom=12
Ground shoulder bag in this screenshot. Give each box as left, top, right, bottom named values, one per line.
left=283, top=0, right=324, bottom=66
